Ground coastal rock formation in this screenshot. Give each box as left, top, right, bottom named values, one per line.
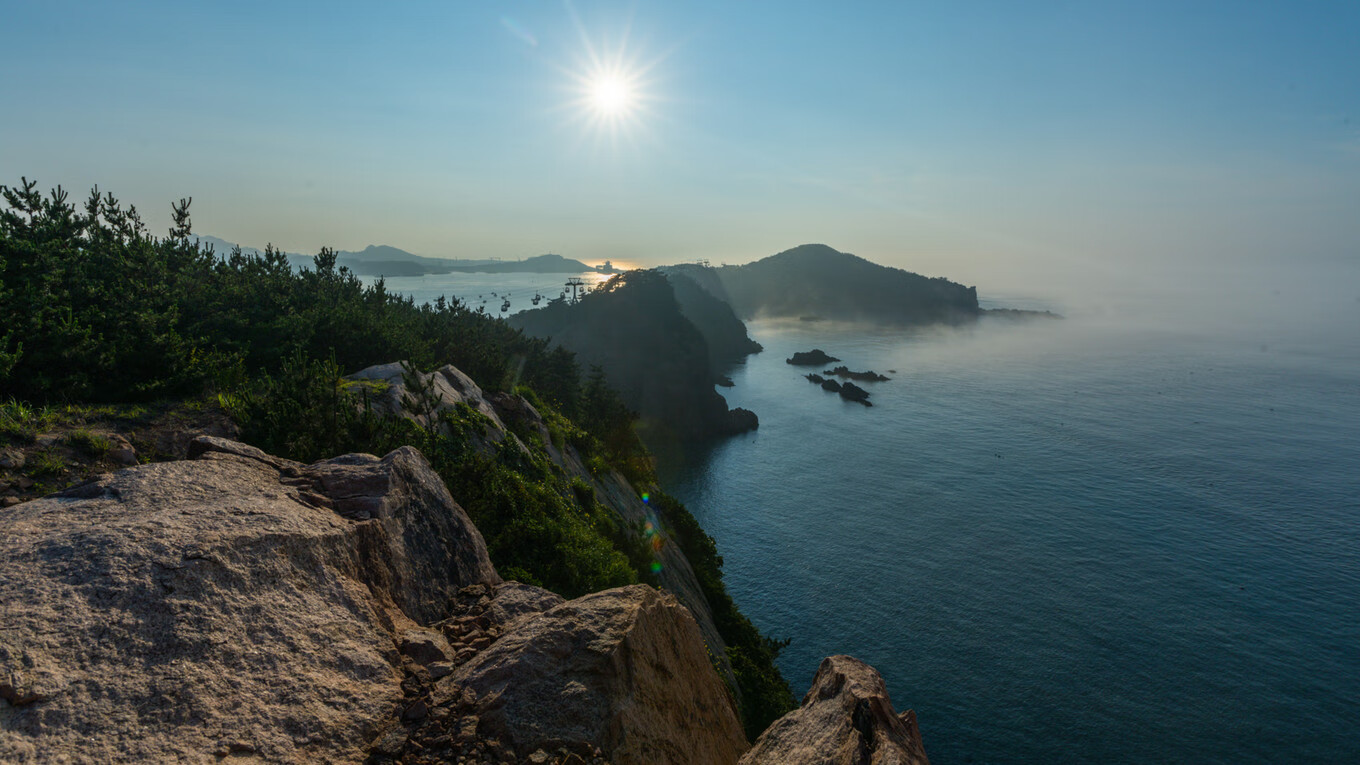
left=822, top=379, right=843, bottom=393
left=0, top=436, right=498, bottom=762
left=741, top=655, right=931, bottom=765
left=788, top=349, right=841, bottom=366
left=346, top=362, right=736, bottom=690
left=0, top=437, right=756, bottom=765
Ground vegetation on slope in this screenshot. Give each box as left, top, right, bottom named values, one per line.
left=0, top=179, right=793, bottom=735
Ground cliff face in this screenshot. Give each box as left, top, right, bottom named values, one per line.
left=660, top=268, right=764, bottom=369
left=0, top=437, right=748, bottom=764
left=509, top=270, right=757, bottom=441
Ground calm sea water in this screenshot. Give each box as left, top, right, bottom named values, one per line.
left=378, top=266, right=1360, bottom=763
left=366, top=270, right=612, bottom=316
left=658, top=280, right=1360, bottom=764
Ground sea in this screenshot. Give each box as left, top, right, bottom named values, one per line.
left=372, top=264, right=1360, bottom=764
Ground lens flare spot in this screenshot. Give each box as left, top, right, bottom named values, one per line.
left=650, top=561, right=663, bottom=574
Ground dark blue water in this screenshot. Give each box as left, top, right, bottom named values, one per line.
left=660, top=282, right=1360, bottom=763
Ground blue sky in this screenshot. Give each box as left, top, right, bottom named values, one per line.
left=2, top=1, right=1356, bottom=292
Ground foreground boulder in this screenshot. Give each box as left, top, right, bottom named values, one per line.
left=372, top=584, right=747, bottom=764
left=741, top=655, right=930, bottom=765
left=0, top=437, right=498, bottom=762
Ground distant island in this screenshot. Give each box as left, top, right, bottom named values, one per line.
left=668, top=243, right=980, bottom=326
left=445, top=253, right=595, bottom=274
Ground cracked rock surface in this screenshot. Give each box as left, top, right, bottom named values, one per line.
left=740, top=655, right=930, bottom=765
left=0, top=436, right=497, bottom=763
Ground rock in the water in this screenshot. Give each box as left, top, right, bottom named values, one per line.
left=448, top=585, right=747, bottom=765
left=725, top=407, right=759, bottom=434
left=821, top=379, right=843, bottom=393
left=823, top=366, right=890, bottom=382
left=787, top=349, right=841, bottom=366
left=806, top=373, right=826, bottom=385
left=0, top=437, right=497, bottom=763
left=839, top=381, right=872, bottom=405
left=741, top=655, right=930, bottom=765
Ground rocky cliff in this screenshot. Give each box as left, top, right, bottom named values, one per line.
left=1, top=435, right=932, bottom=763
left=0, top=437, right=745, bottom=763
left=345, top=361, right=733, bottom=685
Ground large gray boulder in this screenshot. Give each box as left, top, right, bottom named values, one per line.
left=0, top=436, right=498, bottom=763
left=741, top=655, right=931, bottom=765
left=372, top=584, right=747, bottom=765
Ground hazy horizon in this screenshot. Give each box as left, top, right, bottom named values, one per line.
left=4, top=1, right=1357, bottom=301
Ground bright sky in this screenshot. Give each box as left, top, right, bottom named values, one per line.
left=3, top=1, right=1357, bottom=293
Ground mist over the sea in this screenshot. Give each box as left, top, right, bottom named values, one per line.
left=657, top=257, right=1359, bottom=764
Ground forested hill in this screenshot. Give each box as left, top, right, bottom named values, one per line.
left=710, top=243, right=979, bottom=324
left=509, top=270, right=758, bottom=442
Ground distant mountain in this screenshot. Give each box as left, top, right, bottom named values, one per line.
left=449, top=253, right=595, bottom=274
left=196, top=238, right=598, bottom=276
left=334, top=244, right=499, bottom=275
left=701, top=244, right=979, bottom=325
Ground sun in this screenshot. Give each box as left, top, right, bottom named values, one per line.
left=589, top=74, right=633, bottom=117
left=558, top=18, right=664, bottom=142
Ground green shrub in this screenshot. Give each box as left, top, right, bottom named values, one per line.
left=0, top=398, right=54, bottom=443
left=28, top=448, right=66, bottom=477
left=65, top=429, right=112, bottom=457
